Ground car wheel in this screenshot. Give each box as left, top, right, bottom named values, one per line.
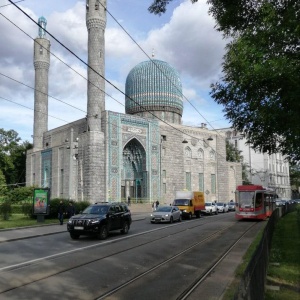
left=70, top=233, right=80, bottom=240
left=188, top=213, right=192, bottom=219
left=121, top=222, right=129, bottom=234
left=209, top=210, right=212, bottom=215
left=169, top=216, right=173, bottom=223
left=98, top=225, right=108, bottom=240
left=179, top=215, right=182, bottom=222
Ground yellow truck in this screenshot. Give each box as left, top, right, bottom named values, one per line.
left=172, top=191, right=205, bottom=219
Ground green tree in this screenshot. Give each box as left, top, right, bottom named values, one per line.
left=226, top=140, right=242, bottom=162
left=0, top=129, right=32, bottom=186
left=0, top=170, right=8, bottom=197
left=225, top=141, right=250, bottom=184
left=149, top=1, right=300, bottom=162
left=290, top=164, right=300, bottom=198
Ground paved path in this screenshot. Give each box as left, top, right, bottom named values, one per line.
left=0, top=204, right=152, bottom=243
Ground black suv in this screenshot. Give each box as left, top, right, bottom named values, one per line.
left=67, top=202, right=132, bottom=240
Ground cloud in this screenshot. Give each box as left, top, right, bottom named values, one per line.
left=0, top=0, right=231, bottom=142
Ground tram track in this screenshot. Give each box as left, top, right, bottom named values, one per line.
left=0, top=215, right=258, bottom=299
left=93, top=221, right=259, bottom=300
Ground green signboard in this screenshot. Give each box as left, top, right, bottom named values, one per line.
left=33, top=188, right=50, bottom=215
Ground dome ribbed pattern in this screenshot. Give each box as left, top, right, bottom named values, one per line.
left=125, top=59, right=183, bottom=116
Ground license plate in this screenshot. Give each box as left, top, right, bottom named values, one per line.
left=74, top=226, right=84, bottom=230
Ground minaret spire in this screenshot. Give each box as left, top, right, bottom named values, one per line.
left=81, top=0, right=106, bottom=203
left=86, top=0, right=106, bottom=131
left=33, top=16, right=50, bottom=150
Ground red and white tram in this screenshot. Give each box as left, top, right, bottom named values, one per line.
left=235, top=185, right=276, bottom=220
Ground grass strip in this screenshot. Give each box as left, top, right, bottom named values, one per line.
left=265, top=210, right=300, bottom=300
left=0, top=214, right=58, bottom=229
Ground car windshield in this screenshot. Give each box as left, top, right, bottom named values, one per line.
left=216, top=202, right=223, bottom=206
left=205, top=203, right=212, bottom=206
left=156, top=206, right=172, bottom=212
left=173, top=199, right=189, bottom=206
left=83, top=205, right=108, bottom=214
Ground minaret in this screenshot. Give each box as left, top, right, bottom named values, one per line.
left=86, top=0, right=106, bottom=130
left=33, top=16, right=50, bottom=150
left=80, top=0, right=106, bottom=202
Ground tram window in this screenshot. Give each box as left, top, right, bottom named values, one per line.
left=239, top=191, right=255, bottom=208
left=255, top=193, right=263, bottom=207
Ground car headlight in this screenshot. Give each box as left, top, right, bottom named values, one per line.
left=183, top=209, right=187, bottom=213
left=165, top=214, right=169, bottom=217
left=91, top=219, right=100, bottom=224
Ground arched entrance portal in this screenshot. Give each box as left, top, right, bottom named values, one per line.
left=121, top=139, right=147, bottom=201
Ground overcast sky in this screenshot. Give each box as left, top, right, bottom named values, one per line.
left=0, top=0, right=230, bottom=142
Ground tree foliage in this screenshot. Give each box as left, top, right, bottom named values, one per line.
left=226, top=140, right=243, bottom=162
left=210, top=0, right=300, bottom=162
left=149, top=1, right=300, bottom=162
left=0, top=170, right=8, bottom=197
left=0, top=129, right=32, bottom=187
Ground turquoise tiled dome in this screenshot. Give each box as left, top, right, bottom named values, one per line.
left=125, top=59, right=183, bottom=118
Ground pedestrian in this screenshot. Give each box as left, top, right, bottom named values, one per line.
left=67, top=201, right=75, bottom=218
left=156, top=200, right=159, bottom=209
left=58, top=200, right=65, bottom=225
left=152, top=201, right=156, bottom=211
left=127, top=195, right=131, bottom=206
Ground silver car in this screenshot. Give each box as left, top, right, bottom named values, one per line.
left=150, top=206, right=182, bottom=223
left=228, top=202, right=236, bottom=211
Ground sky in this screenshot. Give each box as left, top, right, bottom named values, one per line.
left=0, top=0, right=231, bottom=143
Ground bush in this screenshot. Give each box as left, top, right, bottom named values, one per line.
left=0, top=200, right=12, bottom=220
left=22, top=202, right=34, bottom=218
left=6, top=186, right=36, bottom=203
left=48, top=198, right=90, bottom=218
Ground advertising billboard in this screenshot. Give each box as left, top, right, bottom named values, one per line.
left=33, top=188, right=50, bottom=215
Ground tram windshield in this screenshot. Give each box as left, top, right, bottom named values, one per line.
left=238, top=191, right=255, bottom=208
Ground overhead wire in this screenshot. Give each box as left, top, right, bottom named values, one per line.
left=3, top=0, right=259, bottom=174
left=6, top=0, right=223, bottom=156
left=0, top=1, right=266, bottom=188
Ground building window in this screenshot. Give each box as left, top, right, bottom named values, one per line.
left=163, top=170, right=166, bottom=178
left=163, top=183, right=166, bottom=194
left=186, top=172, right=191, bottom=191
left=197, top=149, right=204, bottom=159
left=211, top=174, right=216, bottom=194
left=199, top=173, right=204, bottom=192
left=185, top=147, right=192, bottom=158
left=210, top=150, right=215, bottom=160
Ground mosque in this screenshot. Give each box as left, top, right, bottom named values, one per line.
left=26, top=0, right=242, bottom=204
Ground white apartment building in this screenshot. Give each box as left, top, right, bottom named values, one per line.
left=219, top=128, right=291, bottom=200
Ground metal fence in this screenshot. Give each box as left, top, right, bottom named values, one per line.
left=233, top=203, right=297, bottom=300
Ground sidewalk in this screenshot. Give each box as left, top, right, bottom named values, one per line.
left=0, top=203, right=152, bottom=243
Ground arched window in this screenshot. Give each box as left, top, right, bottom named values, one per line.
left=185, top=147, right=192, bottom=158
left=197, top=148, right=204, bottom=159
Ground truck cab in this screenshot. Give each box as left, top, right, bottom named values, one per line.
left=173, top=191, right=205, bottom=219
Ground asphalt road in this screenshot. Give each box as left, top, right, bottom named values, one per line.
left=0, top=212, right=263, bottom=300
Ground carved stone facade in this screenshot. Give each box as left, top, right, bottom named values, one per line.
left=26, top=2, right=243, bottom=204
